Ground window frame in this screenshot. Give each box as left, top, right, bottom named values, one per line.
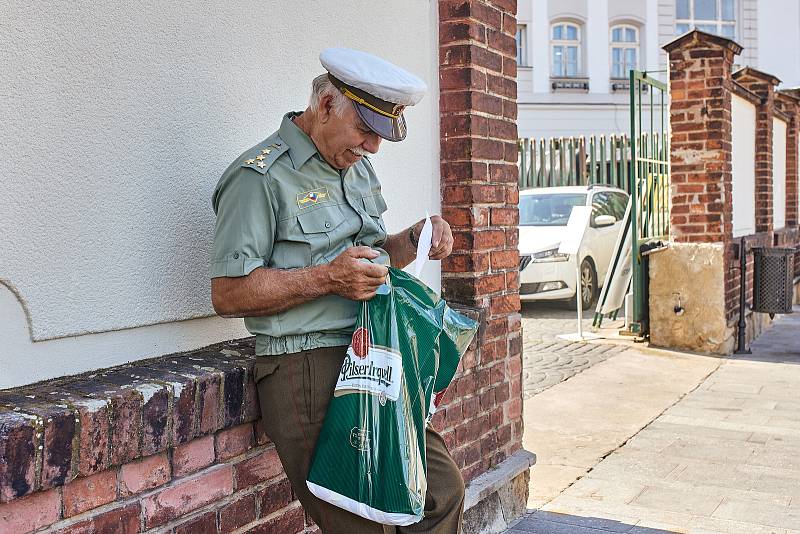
left=516, top=23, right=530, bottom=68
left=609, top=24, right=640, bottom=80
left=675, top=0, right=737, bottom=39
left=550, top=21, right=583, bottom=78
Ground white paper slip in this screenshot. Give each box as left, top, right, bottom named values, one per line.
left=413, top=215, right=433, bottom=278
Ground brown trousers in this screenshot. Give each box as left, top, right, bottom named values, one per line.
left=254, top=346, right=465, bottom=534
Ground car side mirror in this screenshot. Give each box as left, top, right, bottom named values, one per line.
left=594, top=215, right=616, bottom=227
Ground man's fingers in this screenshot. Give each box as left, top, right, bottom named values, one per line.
left=358, top=262, right=389, bottom=279
left=348, top=246, right=381, bottom=259
left=431, top=222, right=444, bottom=248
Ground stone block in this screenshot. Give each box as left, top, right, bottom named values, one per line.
left=649, top=243, right=734, bottom=354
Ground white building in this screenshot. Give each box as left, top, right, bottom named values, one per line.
left=0, top=1, right=441, bottom=389
left=516, top=0, right=800, bottom=139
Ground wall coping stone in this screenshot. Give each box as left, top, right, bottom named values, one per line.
left=731, top=81, right=762, bottom=106
left=463, top=449, right=535, bottom=511
left=662, top=29, right=743, bottom=55
left=0, top=337, right=257, bottom=503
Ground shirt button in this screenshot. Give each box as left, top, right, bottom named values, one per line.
left=325, top=222, right=331, bottom=228
left=233, top=252, right=240, bottom=259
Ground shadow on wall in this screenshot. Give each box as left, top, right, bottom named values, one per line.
left=510, top=511, right=678, bottom=533
left=0, top=280, right=250, bottom=390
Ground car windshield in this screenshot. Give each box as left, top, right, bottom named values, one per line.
left=519, top=193, right=587, bottom=226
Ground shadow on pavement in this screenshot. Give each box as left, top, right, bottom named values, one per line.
left=508, top=511, right=677, bottom=533
left=728, top=305, right=800, bottom=365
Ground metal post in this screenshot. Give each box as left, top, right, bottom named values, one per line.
left=576, top=255, right=583, bottom=338
left=629, top=69, right=642, bottom=334
left=736, top=237, right=751, bottom=354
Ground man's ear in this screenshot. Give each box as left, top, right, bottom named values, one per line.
left=318, top=94, right=334, bottom=124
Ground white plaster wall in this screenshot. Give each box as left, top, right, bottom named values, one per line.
left=731, top=94, right=757, bottom=237
left=773, top=117, right=787, bottom=230
left=0, top=1, right=440, bottom=388
left=532, top=0, right=551, bottom=93
left=549, top=0, right=588, bottom=21
left=609, top=0, right=646, bottom=21
left=587, top=0, right=611, bottom=93
left=517, top=99, right=661, bottom=138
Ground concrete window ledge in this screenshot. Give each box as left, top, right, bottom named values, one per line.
left=463, top=449, right=536, bottom=534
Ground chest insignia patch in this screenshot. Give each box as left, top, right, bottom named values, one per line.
left=297, top=188, right=329, bottom=208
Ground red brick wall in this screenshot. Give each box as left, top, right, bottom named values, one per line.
left=776, top=93, right=799, bottom=229
left=733, top=68, right=781, bottom=235
left=434, top=0, right=523, bottom=482
left=0, top=340, right=315, bottom=534
left=664, top=31, right=741, bottom=322
left=663, top=31, right=800, bottom=346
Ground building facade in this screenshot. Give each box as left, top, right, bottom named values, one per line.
left=516, top=0, right=800, bottom=139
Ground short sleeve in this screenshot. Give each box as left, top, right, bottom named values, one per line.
left=210, top=168, right=277, bottom=278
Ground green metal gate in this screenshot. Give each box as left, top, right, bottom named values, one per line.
left=628, top=70, right=670, bottom=335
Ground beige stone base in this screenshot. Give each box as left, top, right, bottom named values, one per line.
left=648, top=243, right=733, bottom=355
left=462, top=450, right=535, bottom=534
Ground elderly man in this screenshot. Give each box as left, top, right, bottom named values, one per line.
left=210, top=48, right=463, bottom=533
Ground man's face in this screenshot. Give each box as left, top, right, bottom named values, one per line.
left=316, top=97, right=382, bottom=169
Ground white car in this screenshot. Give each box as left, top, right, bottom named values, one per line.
left=518, top=185, right=629, bottom=309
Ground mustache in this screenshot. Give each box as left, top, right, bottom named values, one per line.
left=349, top=146, right=369, bottom=156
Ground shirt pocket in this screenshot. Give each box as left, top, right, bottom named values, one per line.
left=296, top=203, right=347, bottom=264
left=361, top=194, right=388, bottom=245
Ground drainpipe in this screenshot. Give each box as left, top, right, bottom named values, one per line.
left=735, top=236, right=751, bottom=354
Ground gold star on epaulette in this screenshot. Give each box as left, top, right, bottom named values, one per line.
left=261, top=148, right=271, bottom=155
left=256, top=155, right=265, bottom=161
left=257, top=161, right=266, bottom=169
left=245, top=159, right=256, bottom=165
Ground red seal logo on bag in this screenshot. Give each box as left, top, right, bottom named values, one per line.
left=351, top=327, right=370, bottom=359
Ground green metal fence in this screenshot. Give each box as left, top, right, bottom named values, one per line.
left=518, top=133, right=666, bottom=194
left=628, top=69, right=670, bottom=335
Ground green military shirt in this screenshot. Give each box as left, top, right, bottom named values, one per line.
left=211, top=112, right=390, bottom=355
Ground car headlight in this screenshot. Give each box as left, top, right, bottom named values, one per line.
left=531, top=248, right=570, bottom=262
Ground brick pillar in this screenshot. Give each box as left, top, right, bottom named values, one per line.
left=662, top=30, right=743, bottom=339
left=436, top=0, right=523, bottom=482
left=733, top=67, right=781, bottom=234
left=776, top=91, right=800, bottom=228
left=663, top=31, right=741, bottom=244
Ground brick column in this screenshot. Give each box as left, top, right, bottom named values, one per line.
left=776, top=91, right=800, bottom=228
left=732, top=68, right=781, bottom=235
left=663, top=31, right=741, bottom=244
left=661, top=30, right=743, bottom=342
left=436, top=0, right=523, bottom=482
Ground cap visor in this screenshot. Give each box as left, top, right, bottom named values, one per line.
left=353, top=103, right=407, bottom=142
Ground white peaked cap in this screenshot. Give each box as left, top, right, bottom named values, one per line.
left=319, top=48, right=427, bottom=107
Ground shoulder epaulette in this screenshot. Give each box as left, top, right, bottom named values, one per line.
left=241, top=138, right=290, bottom=175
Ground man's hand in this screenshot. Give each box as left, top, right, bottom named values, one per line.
left=419, top=215, right=454, bottom=260
left=324, top=246, right=389, bottom=301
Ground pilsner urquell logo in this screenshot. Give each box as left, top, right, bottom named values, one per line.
left=334, top=329, right=403, bottom=402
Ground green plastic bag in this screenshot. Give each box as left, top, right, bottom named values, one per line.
left=306, top=267, right=478, bottom=525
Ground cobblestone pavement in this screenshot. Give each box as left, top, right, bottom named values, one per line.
left=521, top=301, right=624, bottom=399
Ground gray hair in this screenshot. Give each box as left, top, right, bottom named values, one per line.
left=309, top=74, right=352, bottom=117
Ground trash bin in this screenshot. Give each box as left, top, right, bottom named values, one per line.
left=752, top=247, right=796, bottom=314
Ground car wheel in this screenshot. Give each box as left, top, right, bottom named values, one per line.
left=569, top=258, right=597, bottom=311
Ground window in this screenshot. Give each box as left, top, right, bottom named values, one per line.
left=519, top=193, right=587, bottom=226
left=610, top=25, right=639, bottom=79
left=676, top=0, right=736, bottom=39
left=551, top=22, right=581, bottom=77
left=516, top=24, right=529, bottom=67
left=590, top=191, right=629, bottom=224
